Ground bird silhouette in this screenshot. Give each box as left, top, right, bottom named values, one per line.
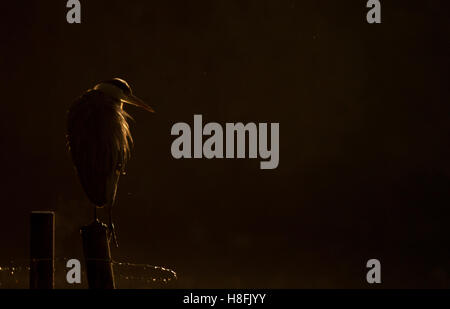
left=66, top=78, right=154, bottom=247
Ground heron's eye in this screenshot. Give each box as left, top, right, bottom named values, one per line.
left=122, top=87, right=132, bottom=95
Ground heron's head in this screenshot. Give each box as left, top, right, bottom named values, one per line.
left=93, top=78, right=155, bottom=113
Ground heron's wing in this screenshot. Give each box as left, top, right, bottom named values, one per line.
left=66, top=91, right=133, bottom=206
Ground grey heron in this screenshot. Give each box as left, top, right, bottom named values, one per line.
left=66, top=78, right=154, bottom=247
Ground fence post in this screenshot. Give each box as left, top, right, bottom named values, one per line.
left=80, top=220, right=115, bottom=289
left=30, top=211, right=55, bottom=289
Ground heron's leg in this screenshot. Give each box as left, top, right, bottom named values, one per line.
left=108, top=172, right=120, bottom=247
left=94, top=206, right=97, bottom=222
left=108, top=205, right=119, bottom=248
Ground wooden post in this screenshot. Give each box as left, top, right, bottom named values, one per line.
left=30, top=211, right=55, bottom=289
left=80, top=220, right=115, bottom=289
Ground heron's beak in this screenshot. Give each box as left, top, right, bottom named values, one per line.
left=121, top=94, right=155, bottom=113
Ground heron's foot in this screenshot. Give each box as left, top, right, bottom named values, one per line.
left=108, top=223, right=119, bottom=248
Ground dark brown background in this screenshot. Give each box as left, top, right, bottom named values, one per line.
left=1, top=0, right=450, bottom=288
